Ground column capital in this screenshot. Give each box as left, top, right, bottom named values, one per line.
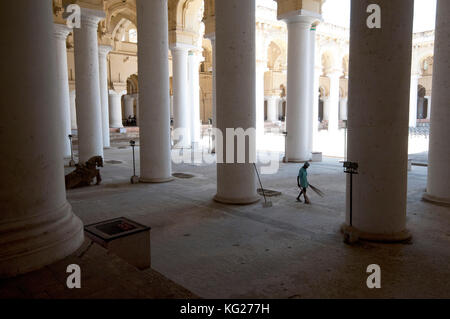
left=280, top=10, right=322, bottom=27
left=80, top=8, right=106, bottom=29
left=170, top=43, right=196, bottom=53
left=98, top=45, right=113, bottom=57
left=53, top=23, right=72, bottom=40
left=109, top=89, right=126, bottom=97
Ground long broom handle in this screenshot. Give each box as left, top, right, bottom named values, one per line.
left=253, top=163, right=267, bottom=203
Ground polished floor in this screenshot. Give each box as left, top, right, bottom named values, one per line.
left=54, top=141, right=450, bottom=299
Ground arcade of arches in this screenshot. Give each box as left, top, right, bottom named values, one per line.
left=0, top=0, right=449, bottom=298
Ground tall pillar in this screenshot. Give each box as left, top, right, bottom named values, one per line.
left=308, top=26, right=319, bottom=153
left=284, top=15, right=317, bottom=162
left=109, top=90, right=124, bottom=128
left=256, top=25, right=269, bottom=147
left=73, top=8, right=105, bottom=162
left=0, top=0, right=84, bottom=277
left=171, top=46, right=191, bottom=148
left=340, top=97, right=348, bottom=120
left=136, top=0, right=173, bottom=183
left=123, top=95, right=135, bottom=119
left=409, top=74, right=419, bottom=127
left=344, top=0, right=413, bottom=241
left=205, top=35, right=217, bottom=130
left=54, top=24, right=72, bottom=158
left=312, top=66, right=321, bottom=150
left=266, top=96, right=278, bottom=122
left=70, top=90, right=77, bottom=130
left=98, top=45, right=112, bottom=148
left=327, top=70, right=341, bottom=133
left=424, top=0, right=450, bottom=205
left=188, top=51, right=202, bottom=145
left=214, top=0, right=259, bottom=205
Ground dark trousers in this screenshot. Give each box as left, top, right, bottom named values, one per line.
left=297, top=187, right=310, bottom=203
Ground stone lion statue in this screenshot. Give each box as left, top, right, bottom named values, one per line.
left=65, top=156, right=104, bottom=190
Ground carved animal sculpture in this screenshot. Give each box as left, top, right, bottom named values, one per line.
left=65, top=156, right=104, bottom=190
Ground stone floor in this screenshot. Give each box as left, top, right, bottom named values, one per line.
left=55, top=141, right=450, bottom=299
left=0, top=239, right=197, bottom=299
left=3, top=141, right=449, bottom=299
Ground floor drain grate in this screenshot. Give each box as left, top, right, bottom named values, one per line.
left=257, top=189, right=282, bottom=197
left=172, top=173, right=195, bottom=179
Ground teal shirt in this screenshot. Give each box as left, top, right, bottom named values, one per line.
left=298, top=167, right=308, bottom=188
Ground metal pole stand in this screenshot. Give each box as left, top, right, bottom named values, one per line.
left=282, top=131, right=288, bottom=163
left=68, top=134, right=76, bottom=167
left=343, top=161, right=359, bottom=244
left=130, top=140, right=139, bottom=184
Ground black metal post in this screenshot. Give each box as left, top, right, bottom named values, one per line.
left=350, top=172, right=353, bottom=227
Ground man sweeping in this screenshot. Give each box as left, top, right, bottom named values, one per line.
left=297, top=162, right=310, bottom=204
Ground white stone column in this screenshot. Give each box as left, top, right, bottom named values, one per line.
left=171, top=46, right=191, bottom=148
left=70, top=90, right=77, bottom=130
left=73, top=8, right=105, bottom=162
left=409, top=74, right=419, bottom=127
left=312, top=66, right=321, bottom=150
left=339, top=97, right=348, bottom=120
left=344, top=0, right=413, bottom=241
left=426, top=96, right=432, bottom=120
left=256, top=26, right=269, bottom=147
left=266, top=96, right=278, bottom=122
left=0, top=0, right=84, bottom=277
left=283, top=14, right=317, bottom=162
left=307, top=25, right=318, bottom=154
left=256, top=62, right=266, bottom=144
left=188, top=51, right=202, bottom=145
left=214, top=0, right=259, bottom=205
left=205, top=35, right=217, bottom=130
left=123, top=95, right=135, bottom=119
left=424, top=0, right=450, bottom=205
left=109, top=90, right=124, bottom=128
left=136, top=0, right=173, bottom=183
left=98, top=45, right=112, bottom=148
left=54, top=24, right=72, bottom=158
left=327, top=70, right=341, bottom=133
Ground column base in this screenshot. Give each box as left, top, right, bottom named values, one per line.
left=341, top=224, right=411, bottom=243
left=110, top=125, right=124, bottom=129
left=422, top=193, right=450, bottom=207
left=283, top=156, right=311, bottom=163
left=140, top=176, right=175, bottom=184
left=0, top=202, right=84, bottom=278
left=213, top=194, right=260, bottom=205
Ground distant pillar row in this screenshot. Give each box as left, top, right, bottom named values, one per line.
left=0, top=0, right=84, bottom=278
left=424, top=0, right=450, bottom=205
left=98, top=45, right=112, bottom=148
left=136, top=0, right=173, bottom=183
left=53, top=23, right=73, bottom=158
left=214, top=0, right=259, bottom=205
left=73, top=8, right=106, bottom=162
left=345, top=0, right=414, bottom=241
